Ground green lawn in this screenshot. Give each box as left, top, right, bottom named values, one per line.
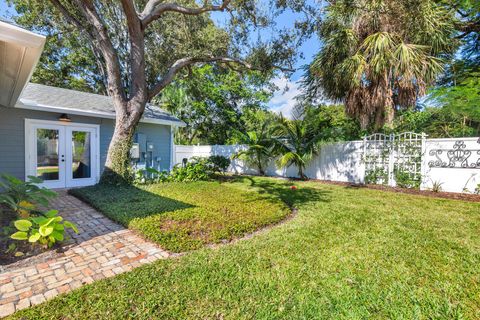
left=69, top=178, right=291, bottom=252
left=12, top=176, right=480, bottom=319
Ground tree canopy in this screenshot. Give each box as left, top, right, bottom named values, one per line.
left=303, top=0, right=457, bottom=130
left=156, top=64, right=274, bottom=145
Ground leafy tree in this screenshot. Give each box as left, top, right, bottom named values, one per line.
left=388, top=107, right=478, bottom=137
left=6, top=1, right=105, bottom=93
left=304, top=0, right=457, bottom=130
left=273, top=117, right=323, bottom=179
left=431, top=72, right=480, bottom=124
left=6, top=0, right=300, bottom=184
left=156, top=65, right=273, bottom=145
left=296, top=104, right=363, bottom=141
left=232, top=121, right=275, bottom=176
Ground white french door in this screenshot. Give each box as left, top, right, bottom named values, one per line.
left=25, top=119, right=100, bottom=189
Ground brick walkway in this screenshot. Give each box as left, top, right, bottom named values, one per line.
left=0, top=191, right=170, bottom=318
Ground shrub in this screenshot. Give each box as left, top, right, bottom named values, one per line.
left=0, top=174, right=56, bottom=217
left=394, top=168, right=421, bottom=189
left=208, top=155, right=231, bottom=173
left=169, top=157, right=213, bottom=182
left=133, top=168, right=169, bottom=185
left=364, top=168, right=388, bottom=185
left=11, top=209, right=78, bottom=248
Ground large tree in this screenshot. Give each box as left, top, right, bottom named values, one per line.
left=7, top=0, right=301, bottom=183
left=304, top=0, right=457, bottom=130
left=156, top=64, right=273, bottom=145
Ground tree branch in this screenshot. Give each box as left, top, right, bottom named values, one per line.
left=455, top=19, right=480, bottom=38
left=120, top=0, right=147, bottom=100
left=68, top=0, right=126, bottom=103
left=148, top=56, right=293, bottom=100
left=140, top=0, right=231, bottom=27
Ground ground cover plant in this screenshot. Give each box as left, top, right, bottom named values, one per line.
left=69, top=179, right=290, bottom=252
left=13, top=176, right=480, bottom=319
left=0, top=174, right=77, bottom=263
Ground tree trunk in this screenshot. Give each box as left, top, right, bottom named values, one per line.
left=298, top=165, right=306, bottom=180
left=100, top=100, right=145, bottom=185
left=256, top=151, right=265, bottom=175
left=258, top=162, right=265, bottom=176
left=100, top=122, right=136, bottom=184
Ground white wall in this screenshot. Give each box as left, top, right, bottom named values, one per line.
left=174, top=137, right=480, bottom=194
left=174, top=141, right=365, bottom=182
left=423, top=138, right=479, bottom=193
left=174, top=144, right=255, bottom=174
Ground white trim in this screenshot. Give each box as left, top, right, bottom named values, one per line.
left=170, top=126, right=174, bottom=170
left=25, top=119, right=101, bottom=188
left=0, top=22, right=46, bottom=107
left=16, top=99, right=186, bottom=127
left=0, top=21, right=46, bottom=48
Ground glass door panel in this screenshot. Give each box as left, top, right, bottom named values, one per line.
left=36, top=128, right=60, bottom=181
left=66, top=126, right=97, bottom=187
left=71, top=131, right=92, bottom=179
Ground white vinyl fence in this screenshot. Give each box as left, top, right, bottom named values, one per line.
left=173, top=135, right=480, bottom=193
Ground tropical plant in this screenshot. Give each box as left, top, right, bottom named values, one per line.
left=272, top=117, right=323, bottom=180
left=11, top=209, right=78, bottom=248
left=232, top=122, right=275, bottom=176
left=304, top=0, right=457, bottom=130
left=0, top=174, right=56, bottom=217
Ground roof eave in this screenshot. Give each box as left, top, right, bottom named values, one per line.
left=16, top=99, right=186, bottom=127
left=0, top=21, right=46, bottom=108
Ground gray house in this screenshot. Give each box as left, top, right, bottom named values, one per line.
left=0, top=21, right=184, bottom=188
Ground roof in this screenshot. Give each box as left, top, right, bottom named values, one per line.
left=17, top=83, right=185, bottom=126
left=0, top=20, right=45, bottom=107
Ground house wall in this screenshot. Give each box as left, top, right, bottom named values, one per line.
left=0, top=106, right=172, bottom=181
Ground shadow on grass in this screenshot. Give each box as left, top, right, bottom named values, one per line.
left=219, top=175, right=331, bottom=208
left=69, top=184, right=194, bottom=226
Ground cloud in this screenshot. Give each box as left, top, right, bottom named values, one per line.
left=268, top=77, right=304, bottom=119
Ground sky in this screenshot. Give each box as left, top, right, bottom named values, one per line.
left=0, top=1, right=320, bottom=118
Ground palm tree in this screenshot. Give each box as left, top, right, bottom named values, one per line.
left=304, top=0, right=457, bottom=130
left=232, top=122, right=274, bottom=175
left=273, top=117, right=323, bottom=180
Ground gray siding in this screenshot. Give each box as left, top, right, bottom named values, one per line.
left=0, top=106, right=171, bottom=180
left=99, top=120, right=171, bottom=172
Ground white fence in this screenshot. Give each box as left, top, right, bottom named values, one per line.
left=173, top=136, right=480, bottom=193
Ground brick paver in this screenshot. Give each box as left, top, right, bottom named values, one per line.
left=0, top=191, right=170, bottom=318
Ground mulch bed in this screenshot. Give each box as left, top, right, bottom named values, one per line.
left=312, top=179, right=480, bottom=203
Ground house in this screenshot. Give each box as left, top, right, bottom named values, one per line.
left=0, top=20, right=184, bottom=188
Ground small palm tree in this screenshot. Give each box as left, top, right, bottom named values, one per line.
left=232, top=123, right=274, bottom=175
left=273, top=117, right=323, bottom=180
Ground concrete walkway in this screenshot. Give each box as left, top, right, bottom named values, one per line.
left=0, top=191, right=170, bottom=317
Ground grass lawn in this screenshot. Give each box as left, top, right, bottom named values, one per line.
left=12, top=176, right=480, bottom=319
left=69, top=178, right=291, bottom=252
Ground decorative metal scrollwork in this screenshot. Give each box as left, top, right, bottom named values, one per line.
left=428, top=140, right=480, bottom=169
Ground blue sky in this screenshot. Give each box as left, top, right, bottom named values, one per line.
left=0, top=0, right=320, bottom=116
